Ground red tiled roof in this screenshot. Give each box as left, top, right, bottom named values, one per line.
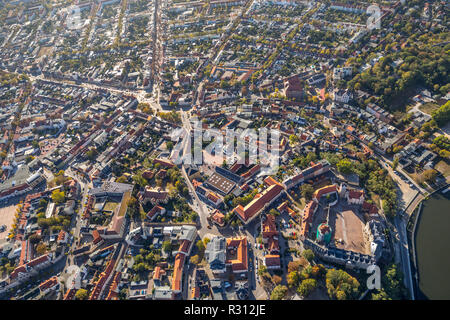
left=241, top=164, right=260, bottom=180
left=9, top=265, right=26, bottom=280
left=207, top=191, right=221, bottom=204
left=153, top=266, right=165, bottom=281
left=191, top=286, right=200, bottom=299
left=233, top=182, right=284, bottom=222
left=28, top=254, right=50, bottom=268
left=230, top=162, right=243, bottom=173
left=140, top=187, right=169, bottom=201
left=177, top=239, right=191, bottom=255
left=211, top=210, right=225, bottom=226
left=106, top=271, right=121, bottom=300
left=226, top=237, right=248, bottom=273
left=57, top=230, right=68, bottom=242
left=313, top=185, right=337, bottom=201
left=39, top=276, right=58, bottom=291
left=362, top=201, right=378, bottom=214
left=172, top=253, right=185, bottom=292
left=277, top=201, right=288, bottom=212
left=92, top=229, right=103, bottom=244
left=262, top=214, right=278, bottom=239
left=147, top=205, right=164, bottom=220
left=263, top=176, right=280, bottom=187
left=63, top=288, right=76, bottom=300
left=348, top=189, right=364, bottom=199
left=89, top=258, right=116, bottom=300
left=300, top=201, right=317, bottom=238
left=264, top=254, right=281, bottom=267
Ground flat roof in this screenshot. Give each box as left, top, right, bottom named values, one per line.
left=0, top=165, right=31, bottom=192
left=206, top=172, right=236, bottom=195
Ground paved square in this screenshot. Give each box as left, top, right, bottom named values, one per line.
left=0, top=205, right=17, bottom=240
left=332, top=209, right=367, bottom=254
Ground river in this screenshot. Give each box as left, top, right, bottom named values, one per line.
left=415, top=190, right=450, bottom=300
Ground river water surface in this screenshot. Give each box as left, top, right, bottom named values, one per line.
left=415, top=191, right=450, bottom=299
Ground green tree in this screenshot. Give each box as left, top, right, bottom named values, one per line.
left=289, top=134, right=299, bottom=145
left=302, top=249, right=315, bottom=262
left=300, top=184, right=314, bottom=201
left=432, top=101, right=450, bottom=127
left=51, top=189, right=65, bottom=204
left=297, top=278, right=317, bottom=297
left=85, top=148, right=98, bottom=161
left=162, top=240, right=172, bottom=253
left=392, top=157, right=399, bottom=170
left=287, top=271, right=300, bottom=288
left=270, top=285, right=288, bottom=300
left=190, top=254, right=200, bottom=265
left=196, top=239, right=205, bottom=253
left=325, top=269, right=360, bottom=300
left=337, top=159, right=353, bottom=175
left=422, top=169, right=438, bottom=183
left=75, top=289, right=89, bottom=300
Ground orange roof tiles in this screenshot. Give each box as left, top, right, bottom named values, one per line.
left=300, top=201, right=317, bottom=238
left=89, top=258, right=116, bottom=300
left=262, top=214, right=278, bottom=239
left=264, top=254, right=281, bottom=267
left=241, top=164, right=260, bottom=180
left=277, top=201, right=288, bottom=212
left=177, top=239, right=191, bottom=255
left=263, top=176, right=281, bottom=187
left=211, top=210, right=225, bottom=226
left=226, top=237, right=248, bottom=273
left=348, top=189, right=364, bottom=199
left=313, top=185, right=337, bottom=201
left=153, top=266, right=165, bottom=281
left=172, top=253, right=185, bottom=293
left=147, top=205, right=164, bottom=220
left=92, top=229, right=103, bottom=244
left=191, top=286, right=200, bottom=299
left=63, top=288, right=76, bottom=300
left=232, top=182, right=284, bottom=223
left=39, top=276, right=58, bottom=291
left=106, top=271, right=121, bottom=300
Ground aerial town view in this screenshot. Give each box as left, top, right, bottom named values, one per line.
left=0, top=0, right=449, bottom=304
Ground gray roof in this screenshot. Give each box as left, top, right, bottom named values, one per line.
left=89, top=181, right=133, bottom=196
left=205, top=236, right=226, bottom=270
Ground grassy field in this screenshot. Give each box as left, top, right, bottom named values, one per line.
left=419, top=102, right=440, bottom=115
left=118, top=191, right=131, bottom=216
left=104, top=201, right=119, bottom=212
left=435, top=160, right=450, bottom=179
